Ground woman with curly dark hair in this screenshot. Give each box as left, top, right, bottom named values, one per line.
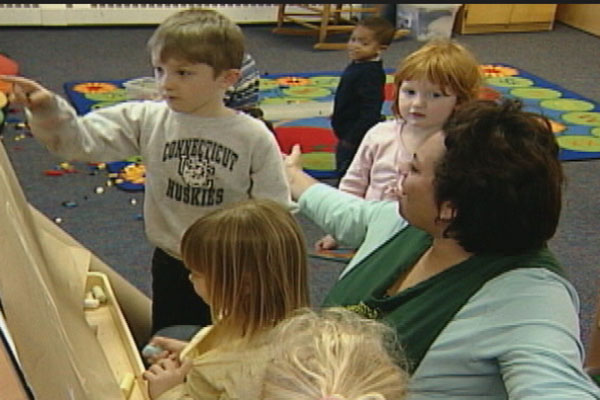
left=284, top=98, right=600, bottom=399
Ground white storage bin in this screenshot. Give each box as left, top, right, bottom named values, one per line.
left=397, top=4, right=461, bottom=41
left=123, top=76, right=160, bottom=100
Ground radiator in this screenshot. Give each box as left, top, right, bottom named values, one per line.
left=0, top=4, right=288, bottom=26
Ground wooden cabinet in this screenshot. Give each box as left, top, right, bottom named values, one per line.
left=556, top=4, right=600, bottom=37
left=455, top=4, right=557, bottom=34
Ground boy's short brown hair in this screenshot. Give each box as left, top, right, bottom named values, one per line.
left=357, top=16, right=396, bottom=46
left=147, top=8, right=245, bottom=76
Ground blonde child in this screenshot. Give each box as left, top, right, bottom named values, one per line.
left=142, top=198, right=310, bottom=399
left=261, top=307, right=410, bottom=400
left=2, top=9, right=293, bottom=335
left=317, top=38, right=481, bottom=251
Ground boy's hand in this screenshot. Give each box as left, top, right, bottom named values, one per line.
left=143, top=355, right=193, bottom=399
left=0, top=75, right=54, bottom=111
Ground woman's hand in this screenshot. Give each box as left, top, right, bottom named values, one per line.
left=315, top=234, right=339, bottom=252
left=282, top=144, right=319, bottom=200
left=283, top=144, right=304, bottom=172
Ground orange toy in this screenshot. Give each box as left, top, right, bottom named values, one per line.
left=0, top=53, right=19, bottom=94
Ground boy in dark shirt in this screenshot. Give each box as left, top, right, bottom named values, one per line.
left=332, top=16, right=395, bottom=179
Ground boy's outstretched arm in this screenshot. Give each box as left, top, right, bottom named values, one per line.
left=0, top=75, right=55, bottom=111
left=3, top=74, right=141, bottom=162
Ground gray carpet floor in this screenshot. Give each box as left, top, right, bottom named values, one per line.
left=0, top=21, right=599, bottom=350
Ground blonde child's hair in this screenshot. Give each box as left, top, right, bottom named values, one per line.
left=180, top=198, right=310, bottom=339
left=391, top=38, right=482, bottom=117
left=262, top=307, right=410, bottom=400
left=147, top=8, right=245, bottom=76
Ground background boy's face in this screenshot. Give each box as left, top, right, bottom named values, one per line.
left=347, top=25, right=383, bottom=62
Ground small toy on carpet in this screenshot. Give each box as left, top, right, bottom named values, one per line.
left=309, top=247, right=356, bottom=264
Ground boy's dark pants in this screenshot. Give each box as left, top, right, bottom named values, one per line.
left=335, top=139, right=359, bottom=180
left=151, top=247, right=211, bottom=335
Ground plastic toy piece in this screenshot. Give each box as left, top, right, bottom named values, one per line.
left=83, top=292, right=100, bottom=309
left=58, top=162, right=76, bottom=173
left=0, top=53, right=20, bottom=93
left=61, top=200, right=78, bottom=208
left=44, top=170, right=64, bottom=176
left=91, top=285, right=107, bottom=304
left=141, top=343, right=165, bottom=358
left=119, top=372, right=135, bottom=399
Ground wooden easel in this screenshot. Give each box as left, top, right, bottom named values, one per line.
left=272, top=4, right=409, bottom=50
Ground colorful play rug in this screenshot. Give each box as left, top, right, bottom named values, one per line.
left=64, top=63, right=600, bottom=187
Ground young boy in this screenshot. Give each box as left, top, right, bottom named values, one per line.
left=2, top=9, right=292, bottom=335
left=332, top=15, right=395, bottom=179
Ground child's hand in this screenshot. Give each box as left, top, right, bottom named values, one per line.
left=143, top=354, right=193, bottom=399
left=315, top=234, right=338, bottom=251
left=143, top=336, right=188, bottom=365
left=0, top=75, right=54, bottom=111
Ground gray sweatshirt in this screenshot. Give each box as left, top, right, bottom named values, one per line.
left=27, top=96, right=292, bottom=258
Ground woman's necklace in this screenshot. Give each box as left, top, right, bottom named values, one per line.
left=397, top=120, right=412, bottom=163
left=399, top=122, right=441, bottom=164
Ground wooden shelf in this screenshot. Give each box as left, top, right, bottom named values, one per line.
left=455, top=4, right=557, bottom=34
